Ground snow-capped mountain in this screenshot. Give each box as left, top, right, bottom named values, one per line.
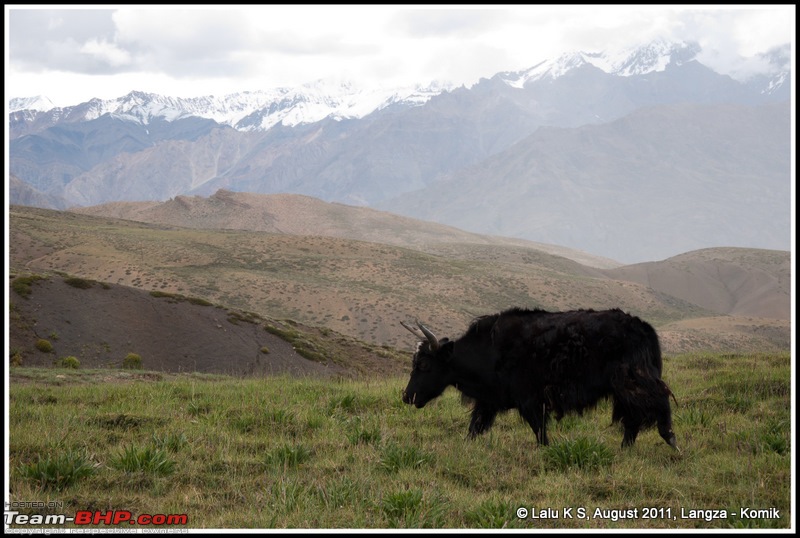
left=230, top=80, right=451, bottom=131
left=9, top=95, right=56, bottom=113
left=738, top=44, right=792, bottom=97
left=10, top=39, right=788, bottom=134
left=9, top=81, right=453, bottom=133
left=499, top=39, right=790, bottom=99
left=501, top=40, right=703, bottom=87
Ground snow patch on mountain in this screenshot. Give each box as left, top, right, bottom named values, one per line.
left=9, top=81, right=452, bottom=132
left=232, top=79, right=451, bottom=131
left=501, top=39, right=702, bottom=87
left=9, top=95, right=57, bottom=113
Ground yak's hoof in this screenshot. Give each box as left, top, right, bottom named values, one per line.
left=667, top=433, right=679, bottom=452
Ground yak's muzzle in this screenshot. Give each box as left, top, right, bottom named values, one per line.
left=402, top=390, right=423, bottom=407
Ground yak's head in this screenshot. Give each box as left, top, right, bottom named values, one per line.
left=400, top=321, right=454, bottom=408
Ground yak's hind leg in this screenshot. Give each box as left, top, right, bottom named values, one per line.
left=468, top=401, right=498, bottom=439
left=611, top=398, right=642, bottom=447
left=622, top=416, right=642, bottom=447
left=519, top=400, right=550, bottom=446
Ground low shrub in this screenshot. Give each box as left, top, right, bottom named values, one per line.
left=35, top=339, right=54, bottom=353
left=11, top=275, right=45, bottom=298
left=64, top=277, right=94, bottom=289
left=122, top=353, right=142, bottom=370
left=59, top=356, right=80, bottom=369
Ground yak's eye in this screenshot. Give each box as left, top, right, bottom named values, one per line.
left=415, top=359, right=431, bottom=372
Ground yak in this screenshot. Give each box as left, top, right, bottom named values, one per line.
left=401, top=307, right=677, bottom=449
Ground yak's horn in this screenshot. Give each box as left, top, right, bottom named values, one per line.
left=417, top=321, right=440, bottom=350
left=400, top=320, right=426, bottom=340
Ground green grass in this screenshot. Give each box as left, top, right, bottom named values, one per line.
left=542, top=437, right=614, bottom=471
left=19, top=449, right=98, bottom=491
left=111, top=445, right=176, bottom=475
left=7, top=352, right=792, bottom=529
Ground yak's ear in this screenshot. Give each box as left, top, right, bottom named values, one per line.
left=439, top=340, right=455, bottom=361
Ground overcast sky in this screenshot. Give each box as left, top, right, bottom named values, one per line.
left=4, top=5, right=795, bottom=107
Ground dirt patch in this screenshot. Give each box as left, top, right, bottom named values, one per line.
left=8, top=274, right=386, bottom=378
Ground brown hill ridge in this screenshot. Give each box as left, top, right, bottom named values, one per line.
left=604, top=247, right=790, bottom=321
left=72, top=190, right=622, bottom=269
left=71, top=191, right=790, bottom=321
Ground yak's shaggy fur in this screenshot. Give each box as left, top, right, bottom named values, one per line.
left=402, top=307, right=677, bottom=449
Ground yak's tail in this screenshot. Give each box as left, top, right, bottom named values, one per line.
left=662, top=380, right=679, bottom=407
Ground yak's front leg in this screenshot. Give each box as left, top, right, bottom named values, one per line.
left=468, top=401, right=498, bottom=439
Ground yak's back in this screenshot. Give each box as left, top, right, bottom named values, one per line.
left=488, top=307, right=661, bottom=374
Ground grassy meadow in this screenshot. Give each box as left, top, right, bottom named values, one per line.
left=7, top=351, right=792, bottom=530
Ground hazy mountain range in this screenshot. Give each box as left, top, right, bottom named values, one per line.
left=8, top=39, right=791, bottom=263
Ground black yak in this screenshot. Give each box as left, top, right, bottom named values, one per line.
left=401, top=307, right=677, bottom=449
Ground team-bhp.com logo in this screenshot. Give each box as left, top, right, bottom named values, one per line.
left=5, top=509, right=188, bottom=527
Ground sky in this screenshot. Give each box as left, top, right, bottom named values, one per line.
left=4, top=4, right=796, bottom=108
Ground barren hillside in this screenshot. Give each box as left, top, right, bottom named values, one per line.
left=72, top=190, right=622, bottom=269
left=605, top=248, right=790, bottom=320
left=9, top=274, right=407, bottom=378
left=9, top=205, right=789, bottom=364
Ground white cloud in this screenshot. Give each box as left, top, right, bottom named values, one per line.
left=79, top=38, right=132, bottom=68
left=5, top=4, right=795, bottom=107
